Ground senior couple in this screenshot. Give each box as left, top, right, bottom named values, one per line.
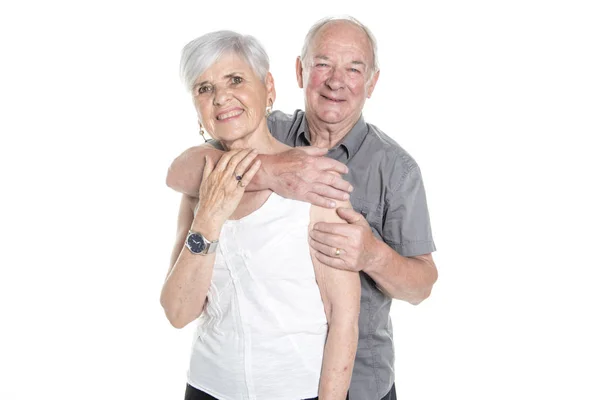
left=160, top=16, right=437, bottom=400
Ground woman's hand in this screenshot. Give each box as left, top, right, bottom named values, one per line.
left=195, top=148, right=261, bottom=227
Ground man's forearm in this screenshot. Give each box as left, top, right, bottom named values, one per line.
left=167, top=145, right=351, bottom=207
left=365, top=240, right=438, bottom=305
left=166, top=145, right=271, bottom=197
left=166, top=146, right=214, bottom=196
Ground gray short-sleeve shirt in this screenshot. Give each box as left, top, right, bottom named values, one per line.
left=268, top=110, right=436, bottom=400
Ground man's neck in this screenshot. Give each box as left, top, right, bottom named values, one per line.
left=305, top=113, right=360, bottom=149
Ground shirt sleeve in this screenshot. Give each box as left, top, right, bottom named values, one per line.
left=383, top=165, right=436, bottom=257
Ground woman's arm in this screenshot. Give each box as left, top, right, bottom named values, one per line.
left=310, top=202, right=361, bottom=400
left=160, top=194, right=220, bottom=328
left=160, top=149, right=261, bottom=328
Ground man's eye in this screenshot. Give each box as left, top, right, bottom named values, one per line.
left=349, top=68, right=361, bottom=73
left=232, top=76, right=243, bottom=84
left=316, top=63, right=329, bottom=68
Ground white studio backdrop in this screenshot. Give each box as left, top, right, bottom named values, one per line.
left=1, top=0, right=599, bottom=399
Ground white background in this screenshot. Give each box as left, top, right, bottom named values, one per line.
left=1, top=0, right=599, bottom=399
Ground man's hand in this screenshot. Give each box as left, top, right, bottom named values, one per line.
left=308, top=207, right=377, bottom=272
left=262, top=147, right=353, bottom=208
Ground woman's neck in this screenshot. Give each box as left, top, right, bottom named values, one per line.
left=222, top=125, right=290, bottom=155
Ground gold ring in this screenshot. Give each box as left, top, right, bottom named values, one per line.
left=237, top=180, right=246, bottom=188
left=335, top=248, right=341, bottom=257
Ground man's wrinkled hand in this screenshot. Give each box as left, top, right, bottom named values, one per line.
left=266, top=146, right=353, bottom=208
left=309, top=207, right=378, bottom=272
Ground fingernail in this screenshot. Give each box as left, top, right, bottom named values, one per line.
left=348, top=185, right=354, bottom=192
left=343, top=193, right=349, bottom=200
left=329, top=201, right=336, bottom=208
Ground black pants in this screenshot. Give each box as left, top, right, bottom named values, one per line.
left=185, top=383, right=394, bottom=400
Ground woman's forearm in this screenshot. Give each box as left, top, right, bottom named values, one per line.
left=318, top=315, right=359, bottom=400
left=160, top=218, right=222, bottom=329
left=160, top=252, right=215, bottom=328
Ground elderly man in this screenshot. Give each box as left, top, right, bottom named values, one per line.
left=167, top=16, right=437, bottom=400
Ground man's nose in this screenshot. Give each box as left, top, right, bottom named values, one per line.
left=325, top=67, right=345, bottom=90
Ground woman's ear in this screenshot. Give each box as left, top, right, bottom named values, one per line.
left=265, top=72, right=276, bottom=105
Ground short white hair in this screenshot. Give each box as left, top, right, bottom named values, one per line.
left=180, top=30, right=270, bottom=92
left=300, top=16, right=379, bottom=76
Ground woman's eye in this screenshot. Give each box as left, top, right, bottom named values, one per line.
left=232, top=76, right=243, bottom=84
left=197, top=85, right=212, bottom=94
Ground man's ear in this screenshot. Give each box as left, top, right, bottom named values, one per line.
left=296, top=56, right=304, bottom=89
left=367, top=70, right=380, bottom=98
left=265, top=72, right=276, bottom=105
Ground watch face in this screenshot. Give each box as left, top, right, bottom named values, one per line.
left=187, top=233, right=206, bottom=254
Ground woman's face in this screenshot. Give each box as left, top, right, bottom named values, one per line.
left=192, top=53, right=274, bottom=143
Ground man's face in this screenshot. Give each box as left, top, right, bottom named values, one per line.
left=297, top=21, right=379, bottom=128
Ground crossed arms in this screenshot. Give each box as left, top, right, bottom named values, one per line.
left=166, top=144, right=438, bottom=305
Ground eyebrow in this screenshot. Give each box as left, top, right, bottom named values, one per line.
left=313, top=55, right=366, bottom=68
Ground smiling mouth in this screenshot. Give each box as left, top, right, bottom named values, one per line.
left=216, top=109, right=244, bottom=120
left=321, top=95, right=345, bottom=103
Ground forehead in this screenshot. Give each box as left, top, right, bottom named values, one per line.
left=195, top=52, right=254, bottom=82
left=309, top=22, right=372, bottom=62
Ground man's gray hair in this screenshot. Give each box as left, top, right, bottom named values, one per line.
left=180, top=30, right=270, bottom=92
left=300, top=16, right=380, bottom=76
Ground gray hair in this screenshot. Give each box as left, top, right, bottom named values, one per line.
left=180, top=30, right=270, bottom=92
left=300, top=16, right=379, bottom=77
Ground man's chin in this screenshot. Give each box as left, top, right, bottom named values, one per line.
left=316, top=110, right=346, bottom=125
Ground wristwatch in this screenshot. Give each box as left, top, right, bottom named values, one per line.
left=185, top=230, right=219, bottom=255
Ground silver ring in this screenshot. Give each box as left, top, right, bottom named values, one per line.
left=335, top=248, right=341, bottom=257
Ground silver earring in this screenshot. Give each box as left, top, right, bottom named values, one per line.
left=199, top=126, right=208, bottom=142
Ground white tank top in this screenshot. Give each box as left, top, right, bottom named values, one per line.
left=188, top=193, right=328, bottom=400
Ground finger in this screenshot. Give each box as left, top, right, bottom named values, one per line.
left=336, top=207, right=368, bottom=225
left=317, top=173, right=353, bottom=193
left=214, top=149, right=242, bottom=172
left=314, top=252, right=349, bottom=271
left=309, top=230, right=347, bottom=249
left=310, top=183, right=350, bottom=202
left=314, top=157, right=349, bottom=175
left=298, top=146, right=329, bottom=156
left=305, top=193, right=336, bottom=208
left=312, top=221, right=353, bottom=235
left=309, top=238, right=345, bottom=258
left=238, top=159, right=261, bottom=188
left=225, top=148, right=254, bottom=176
left=233, top=149, right=258, bottom=178
left=202, top=155, right=214, bottom=181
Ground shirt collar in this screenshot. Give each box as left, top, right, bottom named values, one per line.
left=298, top=114, right=369, bottom=160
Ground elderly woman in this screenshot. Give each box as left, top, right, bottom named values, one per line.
left=160, top=31, right=360, bottom=400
